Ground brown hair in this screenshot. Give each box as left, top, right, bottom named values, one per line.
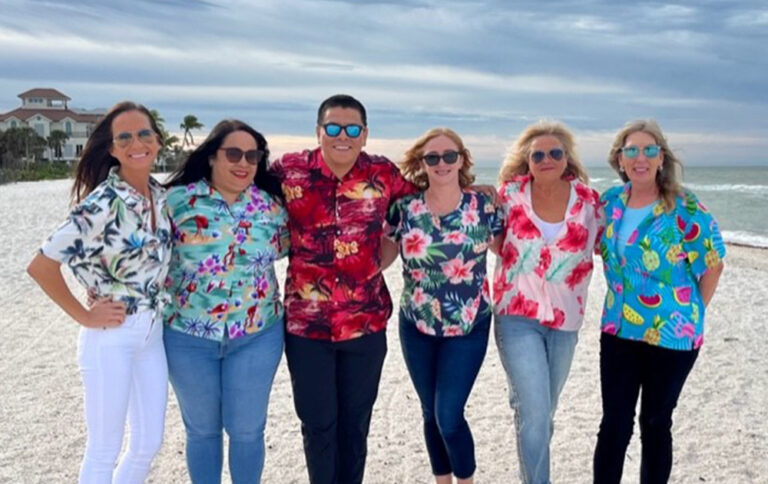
left=71, top=101, right=162, bottom=203
left=399, top=127, right=475, bottom=190
left=608, top=119, right=683, bottom=211
left=499, top=120, right=588, bottom=184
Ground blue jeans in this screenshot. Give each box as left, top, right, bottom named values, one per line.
left=400, top=315, right=490, bottom=479
left=494, top=315, right=579, bottom=484
left=164, top=322, right=283, bottom=484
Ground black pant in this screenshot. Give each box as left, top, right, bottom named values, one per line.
left=593, top=333, right=698, bottom=484
left=285, top=331, right=387, bottom=484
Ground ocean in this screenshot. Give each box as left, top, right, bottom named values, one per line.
left=470, top=165, right=768, bottom=248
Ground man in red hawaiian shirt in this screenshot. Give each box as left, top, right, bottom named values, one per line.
left=270, top=94, right=416, bottom=484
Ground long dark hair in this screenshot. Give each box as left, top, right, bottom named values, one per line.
left=72, top=101, right=163, bottom=203
left=164, top=119, right=282, bottom=200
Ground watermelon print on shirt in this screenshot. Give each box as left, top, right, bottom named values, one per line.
left=599, top=184, right=726, bottom=350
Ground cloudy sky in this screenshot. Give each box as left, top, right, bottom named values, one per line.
left=1, top=0, right=767, bottom=165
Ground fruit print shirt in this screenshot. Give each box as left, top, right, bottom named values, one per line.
left=41, top=167, right=172, bottom=314
left=388, top=191, right=504, bottom=337
left=163, top=181, right=289, bottom=341
left=493, top=175, right=603, bottom=331
left=271, top=148, right=417, bottom=342
left=599, top=184, right=726, bottom=351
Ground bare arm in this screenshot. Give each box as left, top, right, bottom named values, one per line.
left=489, top=234, right=503, bottom=255
left=27, top=253, right=126, bottom=328
left=698, top=260, right=724, bottom=307
left=380, top=236, right=399, bottom=271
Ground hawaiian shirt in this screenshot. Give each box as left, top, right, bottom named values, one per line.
left=41, top=166, right=172, bottom=314
left=388, top=191, right=503, bottom=337
left=270, top=148, right=417, bottom=342
left=163, top=181, right=289, bottom=341
left=599, top=184, right=726, bottom=350
left=493, top=175, right=603, bottom=331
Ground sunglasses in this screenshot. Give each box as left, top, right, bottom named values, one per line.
left=218, top=147, right=264, bottom=165
left=530, top=148, right=564, bottom=163
left=423, top=150, right=460, bottom=167
left=113, top=129, right=157, bottom=148
left=322, top=123, right=364, bottom=138
left=621, top=145, right=661, bottom=159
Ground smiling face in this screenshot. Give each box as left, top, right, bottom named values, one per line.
left=210, top=130, right=258, bottom=201
left=108, top=110, right=160, bottom=175
left=421, top=134, right=462, bottom=189
left=619, top=130, right=664, bottom=187
left=526, top=135, right=567, bottom=183
left=316, top=106, right=368, bottom=175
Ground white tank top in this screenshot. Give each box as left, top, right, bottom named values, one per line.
left=530, top=186, right=575, bottom=243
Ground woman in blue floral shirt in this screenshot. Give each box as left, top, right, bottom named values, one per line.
left=386, top=128, right=503, bottom=484
left=162, top=119, right=289, bottom=483
left=27, top=101, right=172, bottom=483
left=593, top=120, right=725, bottom=483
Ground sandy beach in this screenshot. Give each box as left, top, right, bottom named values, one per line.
left=1, top=178, right=765, bottom=483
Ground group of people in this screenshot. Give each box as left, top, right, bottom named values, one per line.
left=27, top=93, right=725, bottom=484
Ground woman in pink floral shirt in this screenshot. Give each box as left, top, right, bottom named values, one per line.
left=493, top=121, right=603, bottom=484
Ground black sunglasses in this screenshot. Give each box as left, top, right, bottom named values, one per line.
left=423, top=150, right=460, bottom=167
left=218, top=147, right=264, bottom=165
left=530, top=148, right=564, bottom=163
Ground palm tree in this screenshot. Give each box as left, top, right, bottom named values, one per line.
left=180, top=115, right=204, bottom=148
left=47, top=130, right=69, bottom=161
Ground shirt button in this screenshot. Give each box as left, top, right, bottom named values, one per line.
left=336, top=229, right=342, bottom=236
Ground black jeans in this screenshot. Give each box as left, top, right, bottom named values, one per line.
left=593, top=333, right=699, bottom=484
left=399, top=315, right=489, bottom=479
left=285, top=331, right=387, bottom=484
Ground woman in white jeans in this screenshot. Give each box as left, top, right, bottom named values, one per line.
left=27, top=101, right=172, bottom=483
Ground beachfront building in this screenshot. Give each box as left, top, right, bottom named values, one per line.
left=0, top=88, right=103, bottom=161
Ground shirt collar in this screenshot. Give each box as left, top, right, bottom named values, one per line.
left=313, top=147, right=370, bottom=181
left=106, top=166, right=163, bottom=208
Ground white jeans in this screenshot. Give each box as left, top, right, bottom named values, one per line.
left=77, top=310, right=168, bottom=484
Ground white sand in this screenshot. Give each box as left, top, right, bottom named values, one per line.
left=1, top=178, right=766, bottom=483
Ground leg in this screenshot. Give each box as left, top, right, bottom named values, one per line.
left=495, top=315, right=554, bottom=484
left=336, top=331, right=387, bottom=484
left=222, top=323, right=284, bottom=484
left=77, top=325, right=138, bottom=484
left=164, top=328, right=224, bottom=484
left=593, top=333, right=643, bottom=484
left=285, top=333, right=338, bottom=484
left=434, top=317, right=489, bottom=480
left=114, top=313, right=169, bottom=484
left=399, top=317, right=451, bottom=478
left=638, top=346, right=698, bottom=484
left=545, top=328, right=579, bottom=438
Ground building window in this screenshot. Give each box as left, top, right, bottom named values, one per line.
left=76, top=144, right=84, bottom=156
left=34, top=123, right=45, bottom=136
left=10, top=120, right=17, bottom=128
left=65, top=121, right=72, bottom=135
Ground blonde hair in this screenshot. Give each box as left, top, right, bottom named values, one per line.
left=608, top=119, right=683, bottom=212
left=499, top=120, right=589, bottom=184
left=399, top=127, right=476, bottom=190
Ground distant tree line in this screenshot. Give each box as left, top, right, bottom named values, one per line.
left=0, top=111, right=204, bottom=184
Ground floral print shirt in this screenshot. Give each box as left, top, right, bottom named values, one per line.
left=41, top=167, right=172, bottom=314
left=163, top=181, right=289, bottom=341
left=388, top=191, right=503, bottom=337
left=270, top=148, right=417, bottom=342
left=493, top=175, right=603, bottom=331
left=599, top=184, right=726, bottom=350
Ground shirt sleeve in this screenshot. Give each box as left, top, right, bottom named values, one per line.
left=681, top=193, right=726, bottom=279
left=386, top=198, right=403, bottom=242
left=40, top=196, right=107, bottom=265
left=483, top=193, right=504, bottom=239
left=388, top=162, right=419, bottom=202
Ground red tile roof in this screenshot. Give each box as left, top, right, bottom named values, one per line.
left=17, top=88, right=71, bottom=100
left=0, top=107, right=101, bottom=123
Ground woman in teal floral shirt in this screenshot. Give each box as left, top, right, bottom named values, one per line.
left=594, top=120, right=725, bottom=483
left=28, top=101, right=172, bottom=483
left=386, top=128, right=503, bottom=484
left=163, top=120, right=289, bottom=483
